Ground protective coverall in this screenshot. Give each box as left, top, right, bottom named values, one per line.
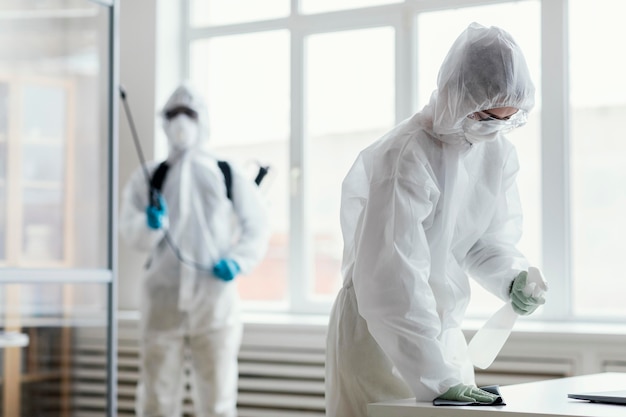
left=325, top=22, right=535, bottom=416
left=120, top=83, right=270, bottom=417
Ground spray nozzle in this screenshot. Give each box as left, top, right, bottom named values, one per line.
left=119, top=85, right=127, bottom=100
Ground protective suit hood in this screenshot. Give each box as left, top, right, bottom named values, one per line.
left=427, top=22, right=535, bottom=143
left=160, top=82, right=210, bottom=154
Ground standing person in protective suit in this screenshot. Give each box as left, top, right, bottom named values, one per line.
left=325, top=22, right=548, bottom=416
left=120, top=83, right=270, bottom=417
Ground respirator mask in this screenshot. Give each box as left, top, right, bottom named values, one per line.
left=462, top=110, right=527, bottom=144
left=164, top=106, right=200, bottom=151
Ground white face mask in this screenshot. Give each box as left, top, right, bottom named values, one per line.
left=462, top=110, right=527, bottom=144
left=165, top=115, right=199, bottom=150
left=462, top=118, right=507, bottom=144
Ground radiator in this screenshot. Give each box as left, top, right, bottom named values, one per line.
left=71, top=319, right=328, bottom=417
left=70, top=318, right=591, bottom=416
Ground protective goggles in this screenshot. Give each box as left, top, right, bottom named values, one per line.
left=164, top=106, right=198, bottom=121
left=466, top=109, right=527, bottom=130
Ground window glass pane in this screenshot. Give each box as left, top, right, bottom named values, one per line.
left=306, top=27, right=395, bottom=300
left=301, top=0, right=400, bottom=15
left=570, top=0, right=626, bottom=318
left=0, top=3, right=111, bottom=268
left=22, top=188, right=64, bottom=263
left=0, top=187, right=5, bottom=260
left=190, top=0, right=289, bottom=27
left=22, top=85, right=66, bottom=145
left=190, top=31, right=290, bottom=304
left=0, top=0, right=88, bottom=12
left=22, top=143, right=65, bottom=183
left=0, top=83, right=6, bottom=261
left=417, top=2, right=541, bottom=317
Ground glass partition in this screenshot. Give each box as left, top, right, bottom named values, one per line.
left=0, top=0, right=117, bottom=416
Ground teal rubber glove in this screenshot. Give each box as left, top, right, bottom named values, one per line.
left=213, top=259, right=240, bottom=281
left=510, top=271, right=546, bottom=315
left=146, top=194, right=167, bottom=230
left=437, top=383, right=498, bottom=404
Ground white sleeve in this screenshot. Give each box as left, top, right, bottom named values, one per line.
left=352, top=176, right=463, bottom=399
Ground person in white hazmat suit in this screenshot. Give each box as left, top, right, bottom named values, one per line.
left=120, top=83, right=270, bottom=417
left=325, top=22, right=547, bottom=416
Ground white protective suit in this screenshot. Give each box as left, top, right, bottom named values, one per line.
left=120, top=83, right=270, bottom=417
left=325, top=23, right=535, bottom=416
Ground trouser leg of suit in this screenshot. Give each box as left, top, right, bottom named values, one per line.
left=137, top=332, right=186, bottom=417
left=325, top=284, right=413, bottom=417
left=188, top=321, right=243, bottom=417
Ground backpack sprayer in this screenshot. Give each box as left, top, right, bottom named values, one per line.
left=118, top=85, right=269, bottom=271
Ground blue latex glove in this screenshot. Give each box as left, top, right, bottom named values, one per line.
left=213, top=259, right=240, bottom=281
left=146, top=194, right=167, bottom=230
left=510, top=271, right=546, bottom=315
left=437, top=384, right=498, bottom=404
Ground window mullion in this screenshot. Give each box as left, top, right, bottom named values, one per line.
left=288, top=25, right=311, bottom=313
left=540, top=0, right=570, bottom=319
left=395, top=5, right=415, bottom=122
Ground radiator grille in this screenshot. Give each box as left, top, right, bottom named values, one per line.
left=237, top=345, right=325, bottom=417
left=603, top=360, right=626, bottom=373
left=71, top=320, right=327, bottom=417
left=474, top=355, right=573, bottom=386
left=71, top=318, right=607, bottom=416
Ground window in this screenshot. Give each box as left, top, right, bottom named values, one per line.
left=183, top=0, right=626, bottom=321
left=306, top=27, right=395, bottom=302
left=300, top=0, right=401, bottom=15
left=190, top=30, right=290, bottom=308
left=189, top=0, right=289, bottom=26
left=569, top=0, right=626, bottom=317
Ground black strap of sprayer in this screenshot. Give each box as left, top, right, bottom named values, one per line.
left=149, top=161, right=170, bottom=194
left=149, top=160, right=234, bottom=202
left=217, top=160, right=232, bottom=201
left=254, top=165, right=269, bottom=186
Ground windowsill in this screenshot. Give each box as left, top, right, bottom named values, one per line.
left=463, top=317, right=626, bottom=341
left=242, top=312, right=329, bottom=327
left=117, top=310, right=626, bottom=339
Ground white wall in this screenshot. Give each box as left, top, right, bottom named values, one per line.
left=117, top=0, right=181, bottom=310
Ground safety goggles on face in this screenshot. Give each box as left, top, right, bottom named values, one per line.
left=164, top=106, right=198, bottom=121
left=466, top=109, right=527, bottom=131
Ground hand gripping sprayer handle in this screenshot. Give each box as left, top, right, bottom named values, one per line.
left=468, top=266, right=548, bottom=369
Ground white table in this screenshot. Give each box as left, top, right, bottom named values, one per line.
left=368, top=372, right=626, bottom=417
left=0, top=331, right=29, bottom=348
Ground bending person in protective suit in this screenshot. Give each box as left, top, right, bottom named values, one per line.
left=120, top=83, right=270, bottom=417
left=325, top=22, right=547, bottom=416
